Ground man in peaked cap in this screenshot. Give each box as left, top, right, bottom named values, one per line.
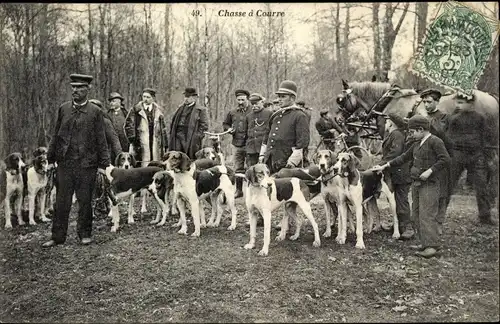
left=372, top=114, right=451, bottom=258
left=43, top=73, right=110, bottom=248
left=245, top=93, right=273, bottom=168
left=223, top=89, right=252, bottom=198
left=378, top=112, right=413, bottom=239
left=169, top=87, right=209, bottom=160
left=259, top=80, right=310, bottom=173
left=107, top=92, right=130, bottom=152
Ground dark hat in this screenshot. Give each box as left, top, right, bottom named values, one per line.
left=249, top=93, right=264, bottom=102
left=275, top=80, right=298, bottom=97
left=420, top=88, right=442, bottom=100
left=183, top=87, right=198, bottom=96
left=108, top=92, right=124, bottom=102
left=235, top=89, right=250, bottom=97
left=296, top=100, right=305, bottom=106
left=385, top=112, right=407, bottom=129
left=408, top=115, right=429, bottom=130
left=70, top=73, right=93, bottom=87
left=142, top=88, right=156, bottom=97
left=89, top=99, right=103, bottom=109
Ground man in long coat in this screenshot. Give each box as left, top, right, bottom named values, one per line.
left=168, top=87, right=209, bottom=160
left=107, top=92, right=130, bottom=152
left=124, top=88, right=168, bottom=167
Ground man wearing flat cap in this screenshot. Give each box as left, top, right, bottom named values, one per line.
left=169, top=87, right=209, bottom=160
left=244, top=93, right=273, bottom=168
left=223, top=89, right=252, bottom=198
left=259, top=80, right=310, bottom=173
left=372, top=115, right=450, bottom=258
left=124, top=88, right=168, bottom=167
left=107, top=92, right=130, bottom=152
left=315, top=108, right=344, bottom=151
left=378, top=113, right=413, bottom=238
left=420, top=88, right=451, bottom=232
left=43, top=73, right=110, bottom=248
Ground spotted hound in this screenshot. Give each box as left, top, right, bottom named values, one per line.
left=26, top=152, right=53, bottom=225
left=195, top=147, right=219, bottom=162
left=240, top=163, right=321, bottom=256
left=104, top=161, right=163, bottom=232
left=163, top=151, right=202, bottom=237
left=1, top=153, right=26, bottom=229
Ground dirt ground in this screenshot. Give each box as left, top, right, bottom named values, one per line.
left=0, top=193, right=498, bottom=323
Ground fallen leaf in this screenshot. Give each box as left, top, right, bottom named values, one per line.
left=328, top=256, right=337, bottom=262
left=392, top=305, right=408, bottom=312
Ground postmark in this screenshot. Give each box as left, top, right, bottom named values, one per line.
left=410, top=1, right=500, bottom=95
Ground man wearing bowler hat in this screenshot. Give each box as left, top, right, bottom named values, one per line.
left=259, top=80, right=310, bottom=173
left=43, top=73, right=110, bottom=247
left=107, top=92, right=130, bottom=152
left=223, top=89, right=252, bottom=198
left=169, top=87, right=209, bottom=160
left=124, top=88, right=168, bottom=167
left=244, top=93, right=273, bottom=168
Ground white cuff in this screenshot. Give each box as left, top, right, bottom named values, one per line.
left=287, top=148, right=303, bottom=166
left=259, top=144, right=267, bottom=157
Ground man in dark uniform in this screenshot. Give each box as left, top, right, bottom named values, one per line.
left=223, top=89, right=252, bottom=198
left=245, top=93, right=273, bottom=167
left=315, top=108, right=345, bottom=151
left=297, top=100, right=313, bottom=167
left=380, top=113, right=413, bottom=238
left=43, top=74, right=110, bottom=247
left=259, top=80, right=310, bottom=173
left=107, top=92, right=129, bottom=152
left=89, top=99, right=122, bottom=163
left=420, top=88, right=450, bottom=234
left=447, top=93, right=496, bottom=225
left=168, top=87, right=209, bottom=160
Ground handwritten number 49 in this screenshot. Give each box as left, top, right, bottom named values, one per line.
left=192, top=10, right=201, bottom=17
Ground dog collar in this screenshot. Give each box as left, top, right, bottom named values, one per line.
left=319, top=167, right=338, bottom=184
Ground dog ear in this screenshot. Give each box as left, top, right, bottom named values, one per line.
left=245, top=166, right=256, bottom=184
left=114, top=153, right=122, bottom=167
left=194, top=149, right=203, bottom=159
left=180, top=153, right=192, bottom=172
left=342, top=79, right=350, bottom=90
left=349, top=154, right=362, bottom=170
left=312, top=152, right=320, bottom=165
left=130, top=154, right=137, bottom=168
left=328, top=150, right=336, bottom=163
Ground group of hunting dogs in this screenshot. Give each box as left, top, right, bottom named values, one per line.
left=1, top=137, right=399, bottom=257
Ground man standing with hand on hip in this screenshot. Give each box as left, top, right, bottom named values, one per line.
left=223, top=89, right=252, bottom=198
left=43, top=74, right=110, bottom=247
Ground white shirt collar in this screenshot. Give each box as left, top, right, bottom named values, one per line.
left=144, top=103, right=152, bottom=111
left=420, top=133, right=432, bottom=146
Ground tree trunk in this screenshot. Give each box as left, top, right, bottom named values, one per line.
left=335, top=4, right=341, bottom=68
left=372, top=3, right=381, bottom=79
left=203, top=5, right=209, bottom=111
left=382, top=2, right=409, bottom=81
left=98, top=4, right=106, bottom=99
left=88, top=4, right=96, bottom=77
left=416, top=2, right=428, bottom=47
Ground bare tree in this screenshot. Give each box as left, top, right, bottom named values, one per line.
left=372, top=3, right=381, bottom=79
left=381, top=2, right=410, bottom=80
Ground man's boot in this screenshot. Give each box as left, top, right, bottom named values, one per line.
left=235, top=178, right=243, bottom=198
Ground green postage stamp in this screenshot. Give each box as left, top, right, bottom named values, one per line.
left=411, top=1, right=500, bottom=95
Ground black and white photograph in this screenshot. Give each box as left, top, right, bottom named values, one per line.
left=0, top=2, right=498, bottom=322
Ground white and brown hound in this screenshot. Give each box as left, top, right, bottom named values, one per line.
left=313, top=150, right=365, bottom=249
left=26, top=153, right=52, bottom=225
left=241, top=163, right=321, bottom=256
left=104, top=162, right=163, bottom=232
left=1, top=153, right=26, bottom=228
left=163, top=151, right=201, bottom=237
left=195, top=147, right=218, bottom=162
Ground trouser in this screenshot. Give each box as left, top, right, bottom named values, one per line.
left=411, top=179, right=440, bottom=249
left=393, top=182, right=411, bottom=229
left=448, top=149, right=491, bottom=220
left=266, top=155, right=287, bottom=174
left=246, top=153, right=260, bottom=168
left=52, top=163, right=97, bottom=243
left=232, top=146, right=246, bottom=172
left=174, top=128, right=189, bottom=156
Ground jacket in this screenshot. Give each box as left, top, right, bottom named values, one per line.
left=381, top=128, right=411, bottom=184
left=263, top=105, right=310, bottom=166
left=427, top=109, right=451, bottom=150
left=103, top=115, right=123, bottom=163
left=245, top=107, right=273, bottom=154
left=390, top=134, right=450, bottom=183
left=124, top=101, right=168, bottom=164
left=168, top=102, right=209, bottom=159
left=47, top=101, right=110, bottom=169
left=107, top=107, right=129, bottom=151
left=315, top=115, right=344, bottom=139
left=446, top=109, right=494, bottom=154
left=223, top=106, right=252, bottom=147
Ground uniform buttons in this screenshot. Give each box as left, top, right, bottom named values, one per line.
left=277, top=121, right=281, bottom=124
left=275, top=127, right=278, bottom=130
left=272, top=133, right=276, bottom=136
